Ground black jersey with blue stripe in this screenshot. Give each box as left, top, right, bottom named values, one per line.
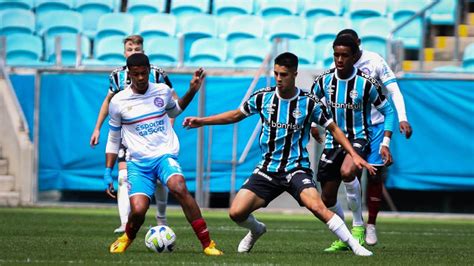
left=240, top=86, right=333, bottom=173
left=108, top=65, right=172, bottom=93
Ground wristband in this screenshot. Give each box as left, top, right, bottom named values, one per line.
left=103, top=167, right=113, bottom=188
left=379, top=136, right=391, bottom=154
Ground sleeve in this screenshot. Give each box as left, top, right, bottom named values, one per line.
left=105, top=100, right=122, bottom=154
left=376, top=56, right=397, bottom=88
left=385, top=82, right=408, bottom=122
left=310, top=77, right=326, bottom=100
left=239, top=93, right=260, bottom=117
left=311, top=101, right=333, bottom=128
left=164, top=86, right=182, bottom=118
left=369, top=83, right=394, bottom=132
left=108, top=71, right=120, bottom=94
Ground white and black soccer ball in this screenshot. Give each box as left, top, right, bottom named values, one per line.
left=144, top=225, right=176, bottom=253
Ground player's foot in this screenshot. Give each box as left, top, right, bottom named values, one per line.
left=203, top=240, right=224, bottom=256
left=324, top=240, right=349, bottom=252
left=351, top=244, right=373, bottom=256
left=351, top=225, right=365, bottom=245
left=156, top=216, right=168, bottom=226
left=365, top=224, right=378, bottom=246
left=109, top=233, right=132, bottom=253
left=237, top=222, right=267, bottom=253
left=113, top=224, right=126, bottom=234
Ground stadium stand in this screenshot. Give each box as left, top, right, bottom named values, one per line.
left=462, top=42, right=474, bottom=70
left=302, top=0, right=344, bottom=35
left=5, top=33, right=46, bottom=66
left=231, top=38, right=272, bottom=67
left=429, top=0, right=458, bottom=26
left=266, top=15, right=306, bottom=41
left=0, top=9, right=36, bottom=35
left=170, top=0, right=210, bottom=17
left=127, top=0, right=167, bottom=32
left=311, top=16, right=351, bottom=65
left=359, top=17, right=395, bottom=58
left=348, top=0, right=388, bottom=31
left=39, top=10, right=82, bottom=38
left=178, top=14, right=218, bottom=61
left=35, top=0, right=74, bottom=32
left=256, top=0, right=298, bottom=19
left=75, top=0, right=114, bottom=39
left=138, top=13, right=177, bottom=39
left=225, top=14, right=265, bottom=43
left=45, top=33, right=91, bottom=66
left=390, top=0, right=425, bottom=51
left=0, top=0, right=33, bottom=11
left=285, top=39, right=316, bottom=66
left=188, top=37, right=227, bottom=67
left=144, top=35, right=180, bottom=66
left=93, top=35, right=126, bottom=65
left=213, top=0, right=254, bottom=16
left=94, top=13, right=134, bottom=44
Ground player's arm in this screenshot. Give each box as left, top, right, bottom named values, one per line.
left=90, top=92, right=115, bottom=147
left=380, top=130, right=393, bottom=166
left=183, top=109, right=246, bottom=128
left=370, top=83, right=395, bottom=134
left=176, top=68, right=205, bottom=112
left=103, top=100, right=121, bottom=199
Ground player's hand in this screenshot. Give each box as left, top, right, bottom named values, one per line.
left=353, top=154, right=377, bottom=176
left=90, top=129, right=100, bottom=148
left=106, top=183, right=117, bottom=199
left=380, top=146, right=393, bottom=166
left=189, top=68, right=205, bottom=93
left=103, top=168, right=116, bottom=199
left=399, top=121, right=412, bottom=139
left=182, top=117, right=203, bottom=129
left=310, top=127, right=324, bottom=144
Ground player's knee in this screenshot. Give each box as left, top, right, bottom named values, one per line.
left=340, top=167, right=353, bottom=180
left=321, top=194, right=337, bottom=208
left=228, top=207, right=246, bottom=223
left=167, top=175, right=189, bottom=199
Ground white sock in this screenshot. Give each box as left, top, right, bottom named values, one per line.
left=155, top=182, right=168, bottom=224
left=328, top=202, right=345, bottom=221
left=326, top=214, right=351, bottom=242
left=237, top=214, right=262, bottom=233
left=344, top=178, right=364, bottom=227
left=117, top=169, right=130, bottom=225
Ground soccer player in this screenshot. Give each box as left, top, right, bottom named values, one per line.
left=90, top=35, right=175, bottom=233
left=312, top=29, right=413, bottom=246
left=183, top=52, right=375, bottom=256
left=311, top=35, right=395, bottom=252
left=105, top=53, right=223, bottom=255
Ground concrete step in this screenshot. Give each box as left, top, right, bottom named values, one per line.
left=0, top=159, right=7, bottom=175
left=0, top=191, right=20, bottom=206
left=0, top=175, right=15, bottom=192
left=467, top=13, right=474, bottom=26
left=402, top=60, right=460, bottom=72
left=434, top=36, right=474, bottom=51
left=458, top=24, right=474, bottom=37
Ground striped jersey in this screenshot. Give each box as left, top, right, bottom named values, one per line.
left=311, top=68, right=394, bottom=149
left=108, top=65, right=172, bottom=94
left=108, top=82, right=180, bottom=161
left=240, top=86, right=333, bottom=173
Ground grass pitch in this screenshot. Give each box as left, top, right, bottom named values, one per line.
left=0, top=206, right=472, bottom=265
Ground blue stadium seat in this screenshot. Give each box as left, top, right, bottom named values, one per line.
left=311, top=16, right=351, bottom=64
left=322, top=42, right=335, bottom=69
left=0, top=9, right=35, bottom=35
left=188, top=37, right=227, bottom=67
left=390, top=0, right=425, bottom=51
left=213, top=0, right=254, bottom=16
left=359, top=17, right=394, bottom=58
left=45, top=33, right=91, bottom=66
left=94, top=35, right=126, bottom=65
left=170, top=0, right=210, bottom=17
left=231, top=38, right=272, bottom=68
left=302, top=0, right=344, bottom=33
left=348, top=0, right=387, bottom=31
left=144, top=36, right=180, bottom=67
left=94, top=13, right=134, bottom=44
left=267, top=16, right=306, bottom=41
left=178, top=14, right=217, bottom=61
left=35, top=0, right=74, bottom=31
left=225, top=15, right=264, bottom=42
left=0, top=0, right=33, bottom=11
left=138, top=13, right=176, bottom=40
left=75, top=0, right=114, bottom=39
left=127, top=0, right=166, bottom=32
left=39, top=10, right=83, bottom=39
left=429, top=0, right=457, bottom=26
left=5, top=33, right=47, bottom=66
left=256, top=0, right=298, bottom=19
left=285, top=39, right=316, bottom=66
left=462, top=43, right=474, bottom=70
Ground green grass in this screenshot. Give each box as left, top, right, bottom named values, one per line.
left=0, top=206, right=473, bottom=265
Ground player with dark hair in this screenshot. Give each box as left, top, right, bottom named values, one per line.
left=90, top=35, right=175, bottom=233
left=311, top=35, right=395, bottom=252
left=183, top=52, right=375, bottom=256
left=105, top=53, right=223, bottom=255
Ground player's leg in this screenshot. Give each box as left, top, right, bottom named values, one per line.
left=154, top=180, right=168, bottom=226
left=115, top=146, right=130, bottom=233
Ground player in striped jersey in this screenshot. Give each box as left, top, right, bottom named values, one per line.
left=183, top=52, right=375, bottom=256
left=106, top=53, right=223, bottom=255
left=311, top=35, right=395, bottom=252
left=89, top=35, right=176, bottom=233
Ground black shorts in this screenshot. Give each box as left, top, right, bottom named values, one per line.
left=241, top=168, right=316, bottom=207
left=317, top=139, right=368, bottom=182
left=117, top=144, right=127, bottom=163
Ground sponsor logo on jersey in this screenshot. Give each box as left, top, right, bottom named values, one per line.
left=265, top=119, right=303, bottom=131
left=360, top=67, right=371, bottom=75
left=135, top=120, right=165, bottom=136
left=154, top=97, right=164, bottom=107
left=327, top=100, right=361, bottom=110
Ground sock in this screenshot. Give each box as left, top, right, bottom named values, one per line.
left=328, top=202, right=345, bottom=221
left=344, top=178, right=364, bottom=227
left=237, top=214, right=262, bottom=233
left=155, top=183, right=168, bottom=225
left=367, top=178, right=383, bottom=225
left=117, top=169, right=130, bottom=225
left=326, top=214, right=361, bottom=249
left=191, top=218, right=211, bottom=249
left=125, top=222, right=137, bottom=240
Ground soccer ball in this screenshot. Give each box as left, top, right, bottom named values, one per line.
left=144, top=225, right=176, bottom=253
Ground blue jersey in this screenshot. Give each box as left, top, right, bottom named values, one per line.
left=108, top=65, right=172, bottom=94
left=311, top=68, right=394, bottom=149
left=240, top=87, right=333, bottom=173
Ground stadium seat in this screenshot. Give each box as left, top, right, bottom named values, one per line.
left=127, top=0, right=166, bottom=32
left=225, top=15, right=265, bottom=42
left=256, top=0, right=298, bottom=19
left=138, top=13, right=177, bottom=39
left=231, top=38, right=272, bottom=67
left=311, top=16, right=351, bottom=64
left=213, top=0, right=254, bottom=16
left=322, top=42, right=335, bottom=69
left=348, top=0, right=387, bottom=31
left=39, top=10, right=82, bottom=39
left=462, top=43, right=474, bottom=70
left=170, top=0, right=210, bottom=17
left=302, top=0, right=344, bottom=35
left=390, top=0, right=425, bottom=50
left=45, top=33, right=91, bottom=66
left=5, top=33, right=46, bottom=66
left=94, top=13, right=134, bottom=44
left=267, top=16, right=306, bottom=41
left=359, top=17, right=394, bottom=58
left=75, top=0, right=114, bottom=39
left=188, top=38, right=227, bottom=67
left=0, top=9, right=35, bottom=35
left=94, top=35, right=126, bottom=65
left=284, top=39, right=316, bottom=66
left=144, top=36, right=180, bottom=66
left=0, top=0, right=33, bottom=11
left=35, top=0, right=74, bottom=31
left=178, top=14, right=217, bottom=61
left=429, top=0, right=457, bottom=26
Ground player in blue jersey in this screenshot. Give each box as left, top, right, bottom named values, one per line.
left=311, top=35, right=395, bottom=252
left=89, top=35, right=176, bottom=233
left=105, top=53, right=223, bottom=255
left=183, top=52, right=375, bottom=256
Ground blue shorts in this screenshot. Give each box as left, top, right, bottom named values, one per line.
left=126, top=154, right=183, bottom=199
left=367, top=123, right=385, bottom=166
